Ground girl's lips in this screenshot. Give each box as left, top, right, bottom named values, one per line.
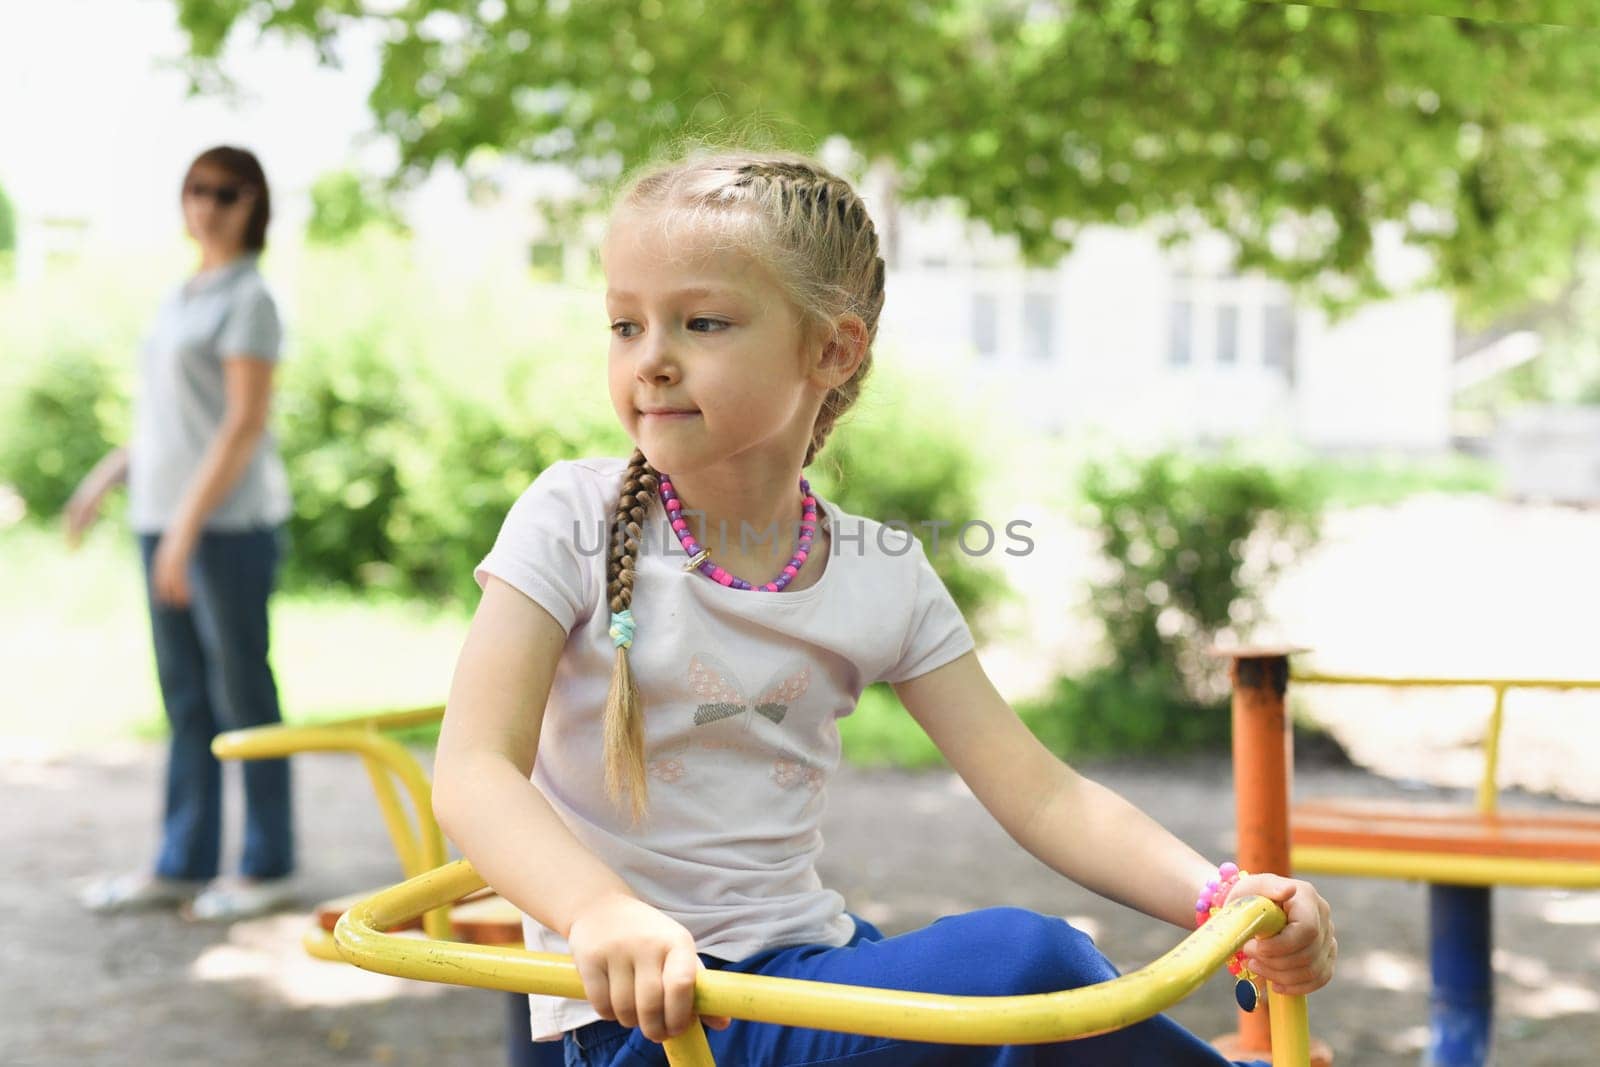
left=641, top=410, right=700, bottom=419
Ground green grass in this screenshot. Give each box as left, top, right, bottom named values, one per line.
left=1294, top=451, right=1500, bottom=508
left=0, top=522, right=468, bottom=748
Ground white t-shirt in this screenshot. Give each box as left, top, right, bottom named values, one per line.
left=474, top=456, right=976, bottom=1041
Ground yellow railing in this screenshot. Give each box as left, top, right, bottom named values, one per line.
left=335, top=860, right=1312, bottom=1067
left=211, top=705, right=450, bottom=945
left=1291, top=673, right=1600, bottom=814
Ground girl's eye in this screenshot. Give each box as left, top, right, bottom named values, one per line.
left=610, top=318, right=729, bottom=338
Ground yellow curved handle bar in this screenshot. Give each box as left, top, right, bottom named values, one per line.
left=335, top=859, right=1311, bottom=1067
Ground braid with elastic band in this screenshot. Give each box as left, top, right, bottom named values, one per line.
left=602, top=448, right=658, bottom=825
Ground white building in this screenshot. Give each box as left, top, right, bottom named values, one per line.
left=877, top=196, right=1456, bottom=453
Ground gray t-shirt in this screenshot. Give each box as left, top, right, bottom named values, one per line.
left=127, top=254, right=292, bottom=533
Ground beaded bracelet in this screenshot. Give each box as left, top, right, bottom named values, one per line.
left=1195, top=861, right=1263, bottom=1012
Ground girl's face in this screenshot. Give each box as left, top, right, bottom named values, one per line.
left=181, top=164, right=256, bottom=254
left=603, top=213, right=821, bottom=477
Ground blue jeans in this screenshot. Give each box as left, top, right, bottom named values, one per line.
left=139, top=527, right=293, bottom=881
left=561, top=908, right=1269, bottom=1066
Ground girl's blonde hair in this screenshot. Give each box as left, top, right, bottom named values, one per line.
left=600, top=149, right=888, bottom=825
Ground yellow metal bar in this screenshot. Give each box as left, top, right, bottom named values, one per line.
left=360, top=754, right=422, bottom=876
left=352, top=754, right=452, bottom=942
left=1292, top=673, right=1600, bottom=692
left=663, top=1023, right=715, bottom=1067
left=1293, top=845, right=1600, bottom=888
left=1291, top=671, right=1600, bottom=821
left=1268, top=986, right=1310, bottom=1067
left=1477, top=685, right=1508, bottom=815
left=335, top=860, right=1309, bottom=1062
left=212, top=706, right=446, bottom=762
left=304, top=926, right=346, bottom=962
left=213, top=711, right=453, bottom=941
left=214, top=726, right=443, bottom=867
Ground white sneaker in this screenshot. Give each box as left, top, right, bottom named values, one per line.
left=185, top=875, right=297, bottom=922
left=79, top=872, right=208, bottom=914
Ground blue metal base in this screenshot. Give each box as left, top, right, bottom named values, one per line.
left=1424, top=884, right=1492, bottom=1067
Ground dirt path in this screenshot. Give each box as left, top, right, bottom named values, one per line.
left=5, top=742, right=1596, bottom=1065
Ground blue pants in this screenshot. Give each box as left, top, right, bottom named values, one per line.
left=561, top=907, right=1268, bottom=1066
left=139, top=528, right=293, bottom=881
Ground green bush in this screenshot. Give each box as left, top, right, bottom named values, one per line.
left=274, top=334, right=623, bottom=602
left=0, top=180, right=15, bottom=254
left=305, top=170, right=407, bottom=245
left=807, top=372, right=1009, bottom=633
left=1022, top=452, right=1319, bottom=756
left=0, top=348, right=129, bottom=518
left=274, top=340, right=413, bottom=592
left=1020, top=668, right=1230, bottom=757
left=382, top=394, right=623, bottom=604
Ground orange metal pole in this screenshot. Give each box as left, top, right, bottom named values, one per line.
left=1233, top=652, right=1290, bottom=1053
left=1211, top=648, right=1332, bottom=1066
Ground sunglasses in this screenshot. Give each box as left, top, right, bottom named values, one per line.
left=185, top=181, right=247, bottom=206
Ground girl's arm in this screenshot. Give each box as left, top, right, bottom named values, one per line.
left=892, top=650, right=1213, bottom=926
left=433, top=577, right=732, bottom=1040
left=892, top=650, right=1335, bottom=994
left=433, top=576, right=642, bottom=934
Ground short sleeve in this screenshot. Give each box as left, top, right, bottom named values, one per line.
left=218, top=283, right=283, bottom=361
left=880, top=537, right=976, bottom=684
left=475, top=461, right=602, bottom=634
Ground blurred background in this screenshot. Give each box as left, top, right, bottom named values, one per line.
left=2, top=2, right=1598, bottom=1063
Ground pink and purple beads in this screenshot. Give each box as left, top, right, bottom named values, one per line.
left=658, top=475, right=817, bottom=591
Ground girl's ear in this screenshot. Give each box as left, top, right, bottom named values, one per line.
left=812, top=315, right=869, bottom=389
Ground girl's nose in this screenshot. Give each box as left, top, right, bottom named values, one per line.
left=635, top=336, right=680, bottom=384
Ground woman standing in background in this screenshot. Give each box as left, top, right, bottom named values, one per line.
left=66, top=145, right=296, bottom=922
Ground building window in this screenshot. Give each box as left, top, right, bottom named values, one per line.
left=972, top=292, right=998, bottom=359
left=1024, top=291, right=1055, bottom=361
left=1263, top=302, right=1297, bottom=385
left=1168, top=300, right=1192, bottom=366
left=1216, top=304, right=1239, bottom=365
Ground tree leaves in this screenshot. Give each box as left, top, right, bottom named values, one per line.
left=169, top=0, right=1599, bottom=321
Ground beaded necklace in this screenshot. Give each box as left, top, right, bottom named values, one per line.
left=658, top=474, right=818, bottom=591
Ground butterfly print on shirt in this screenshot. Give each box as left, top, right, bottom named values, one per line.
left=644, top=653, right=822, bottom=790
left=771, top=749, right=825, bottom=793
left=687, top=652, right=809, bottom=730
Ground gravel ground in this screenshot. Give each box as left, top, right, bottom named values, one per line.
left=4, top=740, right=1596, bottom=1066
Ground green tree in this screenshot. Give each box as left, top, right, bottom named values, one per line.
left=171, top=1, right=1599, bottom=323
left=306, top=169, right=407, bottom=244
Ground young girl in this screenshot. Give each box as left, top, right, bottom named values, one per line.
left=432, top=150, right=1336, bottom=1066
